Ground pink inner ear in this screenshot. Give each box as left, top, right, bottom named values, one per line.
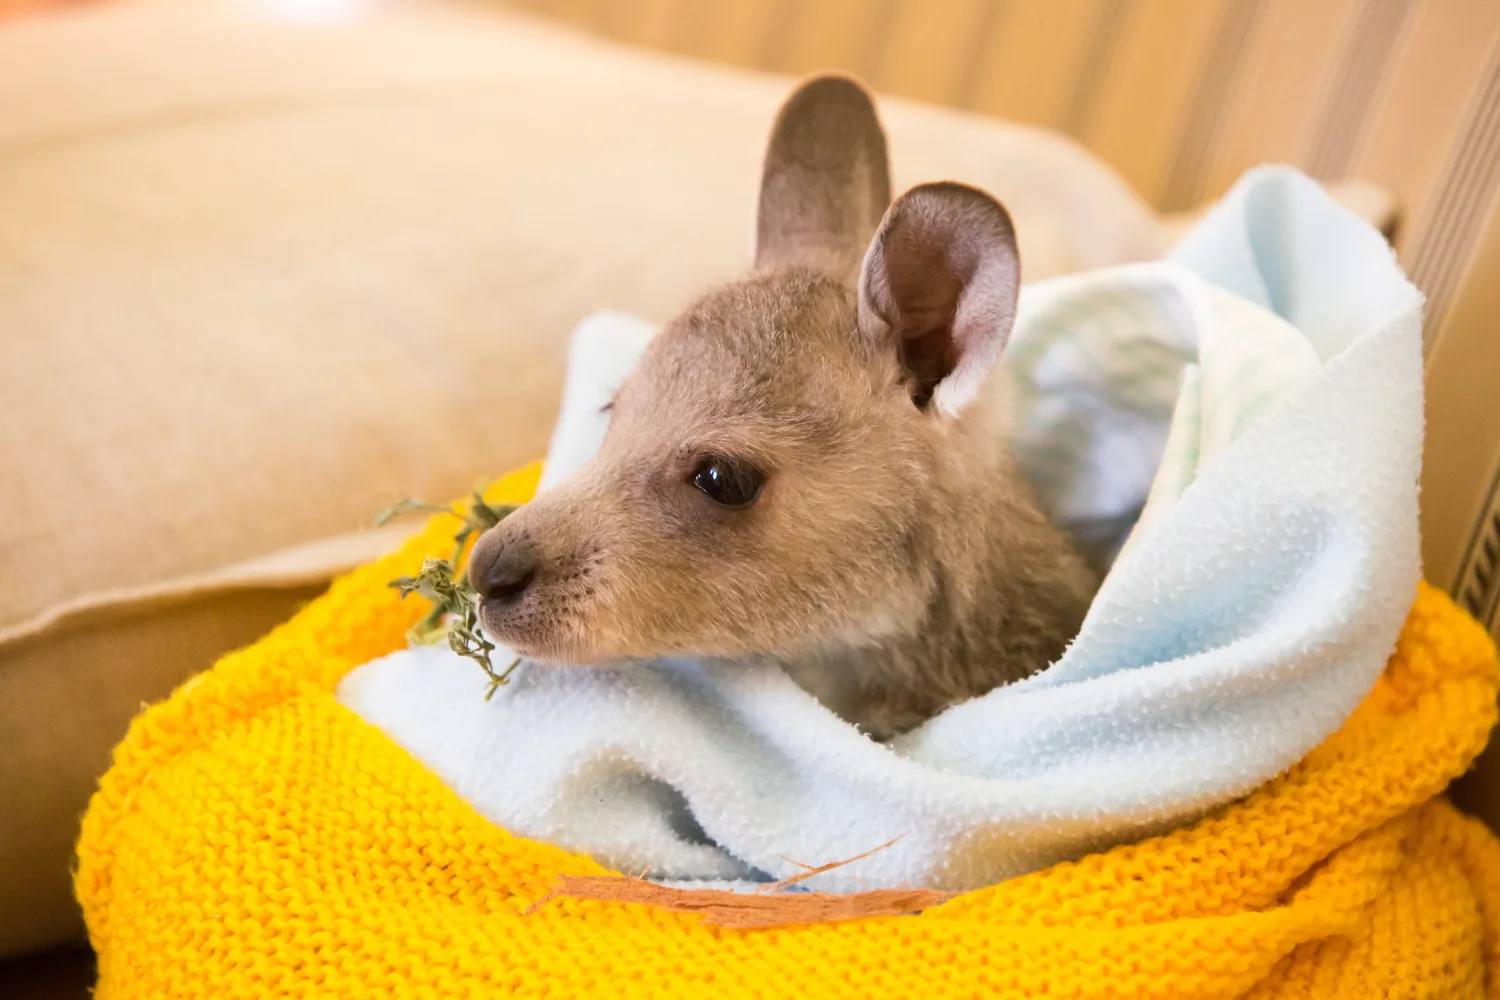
left=884, top=236, right=965, bottom=407
left=898, top=321, right=959, bottom=408
left=860, top=182, right=1019, bottom=414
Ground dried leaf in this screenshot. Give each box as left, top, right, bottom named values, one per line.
left=383, top=492, right=529, bottom=696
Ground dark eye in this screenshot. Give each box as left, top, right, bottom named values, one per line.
left=691, top=456, right=764, bottom=508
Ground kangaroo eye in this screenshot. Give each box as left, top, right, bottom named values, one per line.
left=691, top=456, right=764, bottom=508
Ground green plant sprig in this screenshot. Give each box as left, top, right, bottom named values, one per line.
left=379, top=490, right=525, bottom=700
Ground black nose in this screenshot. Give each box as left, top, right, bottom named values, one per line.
left=468, top=531, right=537, bottom=604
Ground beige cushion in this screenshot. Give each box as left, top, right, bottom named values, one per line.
left=0, top=0, right=1218, bottom=956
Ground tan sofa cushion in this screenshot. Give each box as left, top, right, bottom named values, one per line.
left=0, top=0, right=1317, bottom=957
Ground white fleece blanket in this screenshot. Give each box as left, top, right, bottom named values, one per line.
left=339, top=168, right=1424, bottom=892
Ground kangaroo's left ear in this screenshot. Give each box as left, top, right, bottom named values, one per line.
left=857, top=181, right=1021, bottom=416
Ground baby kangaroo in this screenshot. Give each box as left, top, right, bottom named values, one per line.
left=468, top=75, right=1096, bottom=738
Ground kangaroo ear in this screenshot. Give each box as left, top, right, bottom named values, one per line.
left=755, top=74, right=891, bottom=283
left=858, top=182, right=1021, bottom=416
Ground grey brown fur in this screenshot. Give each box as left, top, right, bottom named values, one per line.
left=469, top=75, right=1096, bottom=739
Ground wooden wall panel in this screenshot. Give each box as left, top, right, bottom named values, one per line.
left=1071, top=0, right=1224, bottom=205
left=962, top=0, right=1110, bottom=127
left=1410, top=125, right=1500, bottom=605
left=605, top=0, right=699, bottom=53
left=873, top=0, right=994, bottom=106
left=1357, top=0, right=1500, bottom=254
left=691, top=0, right=785, bottom=69
left=1302, top=0, right=1414, bottom=183
left=1196, top=0, right=1358, bottom=208
left=769, top=0, right=877, bottom=77
left=1156, top=0, right=1268, bottom=211
left=1422, top=179, right=1500, bottom=619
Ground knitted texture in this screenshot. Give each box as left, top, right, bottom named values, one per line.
left=76, top=464, right=1500, bottom=999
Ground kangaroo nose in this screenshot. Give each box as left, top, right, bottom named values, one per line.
left=468, top=530, right=537, bottom=604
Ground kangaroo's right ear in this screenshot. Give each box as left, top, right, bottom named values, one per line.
left=754, top=74, right=892, bottom=284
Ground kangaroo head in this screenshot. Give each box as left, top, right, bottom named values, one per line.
left=468, top=76, right=1081, bottom=718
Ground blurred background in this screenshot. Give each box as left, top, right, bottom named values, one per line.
left=2, top=0, right=1499, bottom=995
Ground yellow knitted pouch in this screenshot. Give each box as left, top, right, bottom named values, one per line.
left=77, top=464, right=1500, bottom=999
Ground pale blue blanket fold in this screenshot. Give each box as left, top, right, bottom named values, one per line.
left=339, top=167, right=1424, bottom=893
